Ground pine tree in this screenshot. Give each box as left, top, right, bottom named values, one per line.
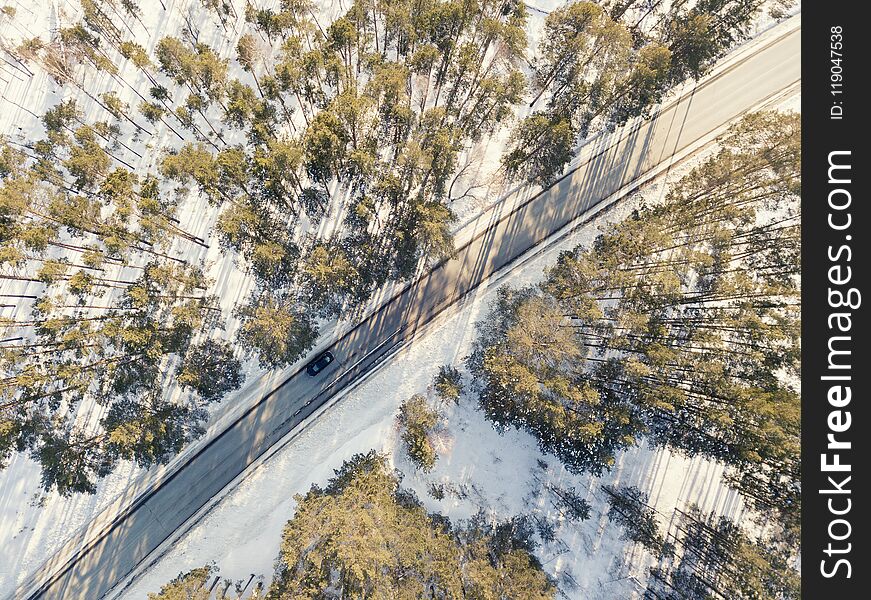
left=502, top=114, right=575, bottom=185
left=433, top=364, right=463, bottom=403
left=297, top=241, right=361, bottom=318
left=397, top=394, right=440, bottom=472
left=663, top=0, right=766, bottom=84
left=503, top=0, right=770, bottom=186
left=144, top=0, right=531, bottom=317
left=268, top=451, right=555, bottom=598
left=147, top=564, right=265, bottom=599
left=147, top=565, right=215, bottom=599
left=235, top=293, right=317, bottom=369
left=467, top=286, right=642, bottom=474
left=177, top=339, right=243, bottom=403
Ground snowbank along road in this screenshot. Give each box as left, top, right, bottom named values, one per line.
left=13, top=20, right=800, bottom=600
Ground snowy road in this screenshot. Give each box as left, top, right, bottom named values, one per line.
left=14, top=22, right=800, bottom=600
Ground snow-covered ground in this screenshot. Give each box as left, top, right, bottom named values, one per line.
left=111, top=91, right=800, bottom=600
left=0, top=0, right=800, bottom=596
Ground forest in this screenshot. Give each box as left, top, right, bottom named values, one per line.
left=0, top=0, right=801, bottom=600
left=466, top=110, right=801, bottom=597
left=142, top=108, right=802, bottom=598
left=0, top=1, right=799, bottom=598
left=0, top=0, right=781, bottom=495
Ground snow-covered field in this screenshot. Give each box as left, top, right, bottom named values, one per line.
left=112, top=91, right=800, bottom=600
left=0, top=0, right=800, bottom=596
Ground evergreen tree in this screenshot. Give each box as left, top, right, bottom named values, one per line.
left=296, top=240, right=362, bottom=318
left=433, top=364, right=463, bottom=403
left=467, top=286, right=643, bottom=474
left=663, top=0, right=766, bottom=84
left=147, top=564, right=265, bottom=600
left=268, top=451, right=555, bottom=598
left=502, top=114, right=575, bottom=186
left=177, top=339, right=244, bottom=403
left=503, top=0, right=769, bottom=186
left=235, top=293, right=317, bottom=369
left=148, top=0, right=530, bottom=316
left=0, top=117, right=238, bottom=494
left=397, top=394, right=440, bottom=472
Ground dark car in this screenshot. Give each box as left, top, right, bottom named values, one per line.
left=305, top=351, right=335, bottom=376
